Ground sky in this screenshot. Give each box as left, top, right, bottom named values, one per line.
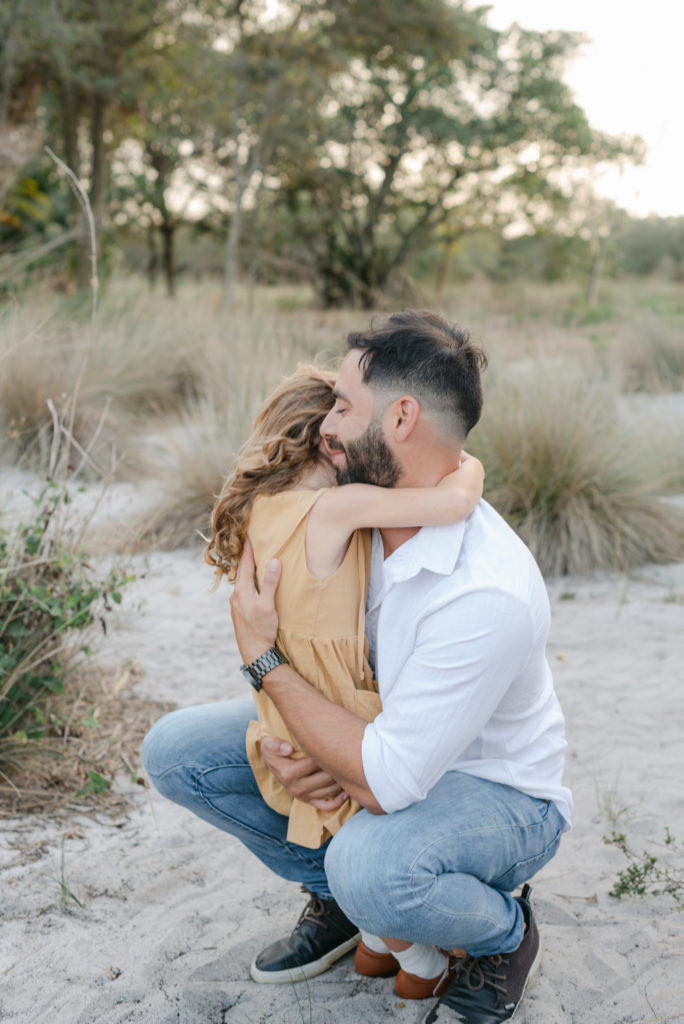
left=485, top=0, right=683, bottom=218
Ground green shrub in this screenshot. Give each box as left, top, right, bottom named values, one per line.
left=604, top=829, right=683, bottom=905
left=470, top=362, right=684, bottom=576
left=0, top=480, right=133, bottom=758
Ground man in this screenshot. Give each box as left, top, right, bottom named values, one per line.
left=143, top=310, right=572, bottom=1024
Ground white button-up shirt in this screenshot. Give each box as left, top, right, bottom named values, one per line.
left=361, top=500, right=573, bottom=826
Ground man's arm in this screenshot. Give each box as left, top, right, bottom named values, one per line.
left=360, top=587, right=537, bottom=813
left=230, top=540, right=384, bottom=814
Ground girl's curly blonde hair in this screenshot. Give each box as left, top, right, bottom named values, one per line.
left=205, top=364, right=337, bottom=582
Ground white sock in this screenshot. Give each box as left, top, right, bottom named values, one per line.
left=360, top=930, right=391, bottom=955
left=394, top=943, right=447, bottom=980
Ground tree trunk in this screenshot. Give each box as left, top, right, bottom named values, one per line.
left=587, top=238, right=606, bottom=308
left=0, top=0, right=22, bottom=132
left=89, top=94, right=108, bottom=241
left=223, top=183, right=244, bottom=313
left=435, top=239, right=456, bottom=295
left=60, top=82, right=93, bottom=289
left=160, top=221, right=176, bottom=297
left=146, top=222, right=159, bottom=288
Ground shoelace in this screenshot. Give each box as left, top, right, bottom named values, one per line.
left=432, top=956, right=454, bottom=997
left=296, top=888, right=329, bottom=930
left=458, top=952, right=510, bottom=996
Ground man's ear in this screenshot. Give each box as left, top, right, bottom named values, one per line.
left=387, top=395, right=420, bottom=441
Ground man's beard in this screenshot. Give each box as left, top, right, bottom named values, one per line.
left=333, top=420, right=401, bottom=488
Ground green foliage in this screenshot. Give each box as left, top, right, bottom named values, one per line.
left=0, top=176, right=52, bottom=240
left=75, top=768, right=112, bottom=797
left=276, top=4, right=640, bottom=306
left=3, top=0, right=646, bottom=297
left=0, top=480, right=134, bottom=759
left=615, top=216, right=684, bottom=279
left=604, top=830, right=684, bottom=905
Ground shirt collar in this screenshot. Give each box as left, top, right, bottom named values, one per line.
left=372, top=519, right=467, bottom=587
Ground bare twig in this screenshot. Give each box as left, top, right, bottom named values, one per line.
left=44, top=146, right=99, bottom=321
left=46, top=397, right=62, bottom=478
left=70, top=396, right=111, bottom=479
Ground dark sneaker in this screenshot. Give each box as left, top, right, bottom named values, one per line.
left=250, top=887, right=360, bottom=983
left=420, top=885, right=540, bottom=1023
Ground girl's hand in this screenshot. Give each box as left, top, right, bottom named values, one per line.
left=230, top=537, right=281, bottom=664
left=437, top=451, right=485, bottom=496
left=260, top=737, right=349, bottom=811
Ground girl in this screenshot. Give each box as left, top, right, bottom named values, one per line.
left=206, top=365, right=484, bottom=851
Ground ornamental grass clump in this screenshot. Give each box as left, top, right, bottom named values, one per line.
left=471, top=361, right=684, bottom=576
left=616, top=313, right=684, bottom=393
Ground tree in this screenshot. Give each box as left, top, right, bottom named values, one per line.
left=109, top=16, right=222, bottom=296
left=274, top=1, right=642, bottom=307
left=5, top=0, right=189, bottom=287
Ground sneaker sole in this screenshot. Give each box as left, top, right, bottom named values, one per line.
left=507, top=937, right=542, bottom=1021
left=249, top=933, right=361, bottom=984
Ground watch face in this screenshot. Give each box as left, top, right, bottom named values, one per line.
left=240, top=664, right=261, bottom=690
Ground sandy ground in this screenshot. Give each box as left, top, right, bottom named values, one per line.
left=1, top=484, right=684, bottom=1023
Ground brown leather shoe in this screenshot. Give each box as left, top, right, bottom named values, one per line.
left=354, top=940, right=399, bottom=978
left=395, top=959, right=452, bottom=1000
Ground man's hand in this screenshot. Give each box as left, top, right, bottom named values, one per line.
left=260, top=736, right=349, bottom=812
left=230, top=537, right=281, bottom=664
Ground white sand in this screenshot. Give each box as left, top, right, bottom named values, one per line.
left=2, top=485, right=684, bottom=1023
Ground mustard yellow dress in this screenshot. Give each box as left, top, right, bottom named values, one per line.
left=244, top=488, right=382, bottom=849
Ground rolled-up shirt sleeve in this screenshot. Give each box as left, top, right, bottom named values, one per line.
left=361, top=588, right=536, bottom=813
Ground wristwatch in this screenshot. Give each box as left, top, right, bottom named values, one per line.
left=240, top=646, right=289, bottom=691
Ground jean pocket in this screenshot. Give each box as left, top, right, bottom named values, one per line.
left=490, top=829, right=563, bottom=892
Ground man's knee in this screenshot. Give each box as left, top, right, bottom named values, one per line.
left=324, top=812, right=390, bottom=927
left=142, top=708, right=184, bottom=780
left=142, top=699, right=253, bottom=780
left=142, top=709, right=197, bottom=804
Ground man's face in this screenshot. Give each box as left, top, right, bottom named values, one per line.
left=320, top=351, right=401, bottom=487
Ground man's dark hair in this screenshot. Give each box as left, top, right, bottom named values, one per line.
left=347, top=310, right=487, bottom=440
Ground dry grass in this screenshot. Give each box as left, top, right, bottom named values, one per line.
left=619, top=393, right=684, bottom=495
left=1, top=277, right=683, bottom=815
left=470, top=361, right=684, bottom=576
left=3, top=279, right=683, bottom=571
left=119, top=331, right=334, bottom=546
left=0, top=662, right=173, bottom=818
left=615, top=313, right=684, bottom=393
left=0, top=281, right=357, bottom=478
left=130, top=402, right=238, bottom=548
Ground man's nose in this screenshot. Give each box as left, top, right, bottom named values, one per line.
left=320, top=410, right=334, bottom=438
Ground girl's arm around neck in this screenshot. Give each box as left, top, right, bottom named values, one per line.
left=305, top=453, right=484, bottom=578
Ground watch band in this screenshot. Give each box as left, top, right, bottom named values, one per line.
left=240, top=646, right=289, bottom=691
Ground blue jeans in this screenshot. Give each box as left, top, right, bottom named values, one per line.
left=142, top=699, right=565, bottom=958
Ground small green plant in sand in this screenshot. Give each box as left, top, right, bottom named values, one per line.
left=604, top=829, right=684, bottom=905
left=0, top=479, right=133, bottom=760
left=55, top=834, right=83, bottom=909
